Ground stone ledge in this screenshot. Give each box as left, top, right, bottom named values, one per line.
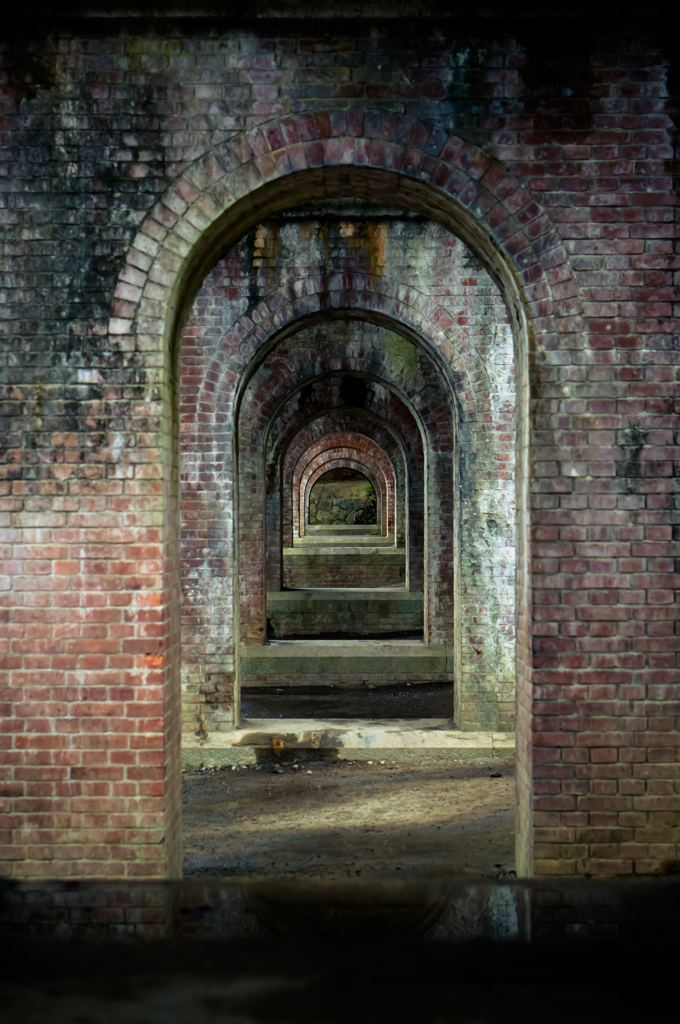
left=294, top=536, right=395, bottom=546
left=307, top=524, right=381, bottom=533
left=182, top=719, right=516, bottom=764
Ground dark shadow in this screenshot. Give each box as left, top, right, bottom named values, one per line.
left=242, top=681, right=451, bottom=719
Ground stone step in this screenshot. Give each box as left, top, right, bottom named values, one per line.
left=267, top=588, right=423, bottom=638
left=283, top=546, right=406, bottom=588
left=240, top=639, right=452, bottom=687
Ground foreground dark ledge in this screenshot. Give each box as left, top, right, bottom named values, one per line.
left=2, top=875, right=680, bottom=944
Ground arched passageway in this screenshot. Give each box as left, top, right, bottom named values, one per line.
left=307, top=469, right=378, bottom=529
left=275, top=404, right=418, bottom=582
left=5, top=18, right=676, bottom=891
left=174, top=160, right=524, bottom=863
left=110, top=115, right=546, bottom=878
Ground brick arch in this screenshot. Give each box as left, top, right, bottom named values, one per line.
left=165, top=138, right=532, bottom=769
left=271, top=407, right=418, bottom=592
left=243, top=353, right=429, bottom=553
left=238, top=318, right=452, bottom=445
left=114, top=108, right=578, bottom=361
left=234, top=321, right=454, bottom=647
left=294, top=434, right=396, bottom=538
left=188, top=309, right=450, bottom=655
left=110, top=113, right=554, bottom=880
left=269, top=392, right=414, bottom=492
left=278, top=407, right=413, bottom=544
left=246, top=338, right=448, bottom=509
left=213, top=284, right=487, bottom=433
left=238, top=359, right=452, bottom=646
left=303, top=458, right=385, bottom=535
left=234, top=318, right=451, bottom=507
left=200, top=299, right=469, bottom=648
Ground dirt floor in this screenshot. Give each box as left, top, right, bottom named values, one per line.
left=241, top=681, right=453, bottom=719
left=183, top=754, right=516, bottom=880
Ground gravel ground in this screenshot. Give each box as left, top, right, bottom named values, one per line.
left=183, top=754, right=516, bottom=880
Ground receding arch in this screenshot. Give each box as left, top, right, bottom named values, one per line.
left=112, top=112, right=569, bottom=878
left=226, top=294, right=482, bottom=430
left=299, top=448, right=392, bottom=540
left=235, top=338, right=453, bottom=647
left=273, top=406, right=416, bottom=591
left=304, top=461, right=382, bottom=530
left=114, top=109, right=578, bottom=372
left=292, top=432, right=396, bottom=539
left=276, top=408, right=411, bottom=527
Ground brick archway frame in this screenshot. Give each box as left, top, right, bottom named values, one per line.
left=301, top=455, right=388, bottom=538
left=273, top=406, right=420, bottom=587
left=110, top=109, right=581, bottom=879
left=232, top=320, right=447, bottom=638
left=271, top=408, right=415, bottom=600
left=233, top=321, right=454, bottom=649
left=303, top=458, right=385, bottom=533
left=293, top=433, right=396, bottom=539
left=278, top=408, right=411, bottom=541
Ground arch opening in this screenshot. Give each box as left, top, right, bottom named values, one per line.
left=179, top=189, right=520, bottom=755
left=311, top=469, right=378, bottom=529
left=308, top=469, right=378, bottom=528
left=140, top=143, right=535, bottom=878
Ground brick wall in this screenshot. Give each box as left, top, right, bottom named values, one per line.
left=1, top=10, right=678, bottom=879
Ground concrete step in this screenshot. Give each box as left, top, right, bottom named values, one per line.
left=235, top=719, right=512, bottom=751
left=267, top=588, right=423, bottom=638
left=283, top=546, right=406, bottom=588
left=240, top=638, right=452, bottom=687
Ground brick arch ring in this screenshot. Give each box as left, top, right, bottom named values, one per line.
left=280, top=412, right=411, bottom=550
left=238, top=359, right=449, bottom=646
left=292, top=433, right=396, bottom=539
left=272, top=408, right=415, bottom=584
left=112, top=107, right=581, bottom=371
left=303, top=458, right=386, bottom=537
left=216, top=280, right=499, bottom=437
left=256, top=344, right=449, bottom=485
left=297, top=449, right=391, bottom=540
left=227, top=312, right=455, bottom=505
left=299, top=450, right=393, bottom=540
left=270, top=398, right=412, bottom=488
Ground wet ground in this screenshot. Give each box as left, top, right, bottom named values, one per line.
left=183, top=754, right=516, bottom=880
left=241, top=681, right=453, bottom=719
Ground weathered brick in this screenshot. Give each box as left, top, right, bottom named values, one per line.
left=1, top=13, right=678, bottom=884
